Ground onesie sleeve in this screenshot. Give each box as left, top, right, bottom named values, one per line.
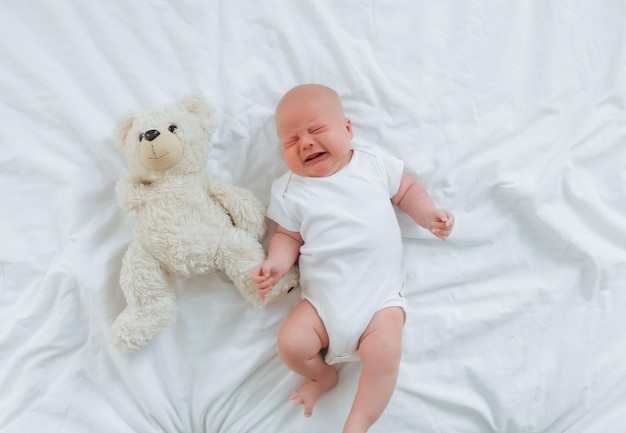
left=374, top=147, right=405, bottom=197
left=266, top=173, right=301, bottom=233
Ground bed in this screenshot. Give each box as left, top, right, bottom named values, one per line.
left=2, top=1, right=626, bottom=432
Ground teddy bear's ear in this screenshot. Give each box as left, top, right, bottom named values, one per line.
left=113, top=113, right=135, bottom=149
left=178, top=95, right=208, bottom=114
left=179, top=95, right=217, bottom=135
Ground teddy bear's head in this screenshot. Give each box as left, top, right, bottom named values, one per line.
left=114, top=96, right=217, bottom=178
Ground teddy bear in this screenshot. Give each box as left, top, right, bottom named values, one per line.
left=111, top=95, right=298, bottom=351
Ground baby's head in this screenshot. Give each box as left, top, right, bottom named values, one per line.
left=275, top=84, right=354, bottom=178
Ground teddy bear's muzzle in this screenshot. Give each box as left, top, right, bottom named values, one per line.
left=139, top=129, right=184, bottom=171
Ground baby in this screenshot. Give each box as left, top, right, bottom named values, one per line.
left=252, top=84, right=454, bottom=433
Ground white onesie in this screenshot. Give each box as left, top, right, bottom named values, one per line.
left=268, top=146, right=407, bottom=364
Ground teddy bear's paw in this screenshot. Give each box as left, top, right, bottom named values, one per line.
left=111, top=303, right=177, bottom=351
left=111, top=324, right=150, bottom=352
left=265, top=266, right=299, bottom=306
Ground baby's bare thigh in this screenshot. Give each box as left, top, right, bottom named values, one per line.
left=359, top=306, right=405, bottom=348
left=280, top=299, right=330, bottom=349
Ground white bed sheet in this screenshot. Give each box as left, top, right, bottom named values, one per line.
left=2, top=1, right=626, bottom=432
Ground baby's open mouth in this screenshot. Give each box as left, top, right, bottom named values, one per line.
left=305, top=152, right=325, bottom=163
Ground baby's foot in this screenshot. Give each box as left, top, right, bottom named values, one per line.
left=290, top=369, right=338, bottom=418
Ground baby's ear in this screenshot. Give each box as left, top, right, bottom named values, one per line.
left=113, top=112, right=135, bottom=149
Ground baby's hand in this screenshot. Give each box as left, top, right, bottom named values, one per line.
left=428, top=209, right=455, bottom=241
left=251, top=261, right=280, bottom=300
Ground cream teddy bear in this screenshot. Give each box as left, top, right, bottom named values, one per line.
left=111, top=96, right=298, bottom=351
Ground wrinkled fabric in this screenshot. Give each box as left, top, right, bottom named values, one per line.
left=1, top=1, right=625, bottom=432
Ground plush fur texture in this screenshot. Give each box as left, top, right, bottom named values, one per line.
left=111, top=96, right=298, bottom=351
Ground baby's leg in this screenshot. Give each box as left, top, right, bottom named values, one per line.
left=343, top=306, right=404, bottom=433
left=277, top=300, right=338, bottom=418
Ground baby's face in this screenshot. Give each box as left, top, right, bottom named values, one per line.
left=276, top=88, right=353, bottom=178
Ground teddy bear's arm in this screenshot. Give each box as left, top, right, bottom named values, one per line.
left=206, top=175, right=267, bottom=241
left=115, top=178, right=147, bottom=211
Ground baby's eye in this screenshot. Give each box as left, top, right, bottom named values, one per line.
left=311, top=126, right=324, bottom=133
left=283, top=137, right=298, bottom=147
left=168, top=125, right=178, bottom=133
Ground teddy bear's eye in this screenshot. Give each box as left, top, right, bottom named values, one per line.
left=168, top=125, right=178, bottom=133
left=139, top=132, right=145, bottom=141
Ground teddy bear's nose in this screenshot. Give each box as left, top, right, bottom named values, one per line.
left=144, top=130, right=160, bottom=142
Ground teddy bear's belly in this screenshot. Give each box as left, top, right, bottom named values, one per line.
left=135, top=209, right=230, bottom=277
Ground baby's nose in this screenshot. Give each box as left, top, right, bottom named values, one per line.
left=300, top=136, right=314, bottom=148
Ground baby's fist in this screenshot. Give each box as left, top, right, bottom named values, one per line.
left=428, top=209, right=454, bottom=241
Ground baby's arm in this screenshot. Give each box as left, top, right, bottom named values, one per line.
left=391, top=172, right=455, bottom=240
left=252, top=225, right=303, bottom=300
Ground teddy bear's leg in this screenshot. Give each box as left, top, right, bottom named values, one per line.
left=214, top=230, right=298, bottom=308
left=111, top=241, right=176, bottom=351
left=268, top=265, right=299, bottom=304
